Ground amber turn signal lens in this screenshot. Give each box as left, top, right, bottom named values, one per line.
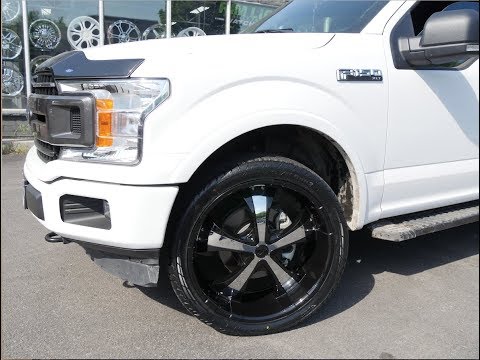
left=96, top=99, right=114, bottom=147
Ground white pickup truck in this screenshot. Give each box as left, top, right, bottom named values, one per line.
left=23, top=0, right=479, bottom=335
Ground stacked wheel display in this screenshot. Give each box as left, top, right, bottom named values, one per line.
left=1, top=0, right=20, bottom=24
left=2, top=28, right=22, bottom=60
left=2, top=0, right=24, bottom=98
left=67, top=16, right=101, bottom=50
left=142, top=24, right=166, bottom=40
left=29, top=19, right=61, bottom=50
left=1, top=4, right=209, bottom=99
left=30, top=55, right=51, bottom=74
left=2, top=62, right=24, bottom=97
left=107, top=20, right=141, bottom=44
left=177, top=27, right=206, bottom=37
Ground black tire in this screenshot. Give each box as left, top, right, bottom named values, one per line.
left=169, top=156, right=348, bottom=336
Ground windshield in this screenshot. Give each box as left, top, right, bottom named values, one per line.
left=246, top=0, right=388, bottom=34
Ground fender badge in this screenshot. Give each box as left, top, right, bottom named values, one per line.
left=65, top=68, right=74, bottom=73
left=337, top=69, right=383, bottom=82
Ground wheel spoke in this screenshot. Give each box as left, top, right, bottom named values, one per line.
left=264, top=257, right=297, bottom=290
left=244, top=190, right=273, bottom=245
left=207, top=227, right=256, bottom=253
left=190, top=178, right=336, bottom=321
left=269, top=226, right=306, bottom=251
left=227, top=257, right=260, bottom=291
left=114, top=23, right=123, bottom=33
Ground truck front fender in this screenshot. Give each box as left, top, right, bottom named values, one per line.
left=142, top=79, right=370, bottom=229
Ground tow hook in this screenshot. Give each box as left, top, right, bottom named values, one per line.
left=45, top=232, right=70, bottom=244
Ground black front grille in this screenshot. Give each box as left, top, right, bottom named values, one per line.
left=30, top=69, right=93, bottom=160
left=31, top=70, right=59, bottom=162
left=70, top=108, right=82, bottom=134
left=31, top=71, right=58, bottom=95
left=35, top=138, right=60, bottom=163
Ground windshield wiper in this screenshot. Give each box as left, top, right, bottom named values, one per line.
left=255, top=28, right=294, bottom=33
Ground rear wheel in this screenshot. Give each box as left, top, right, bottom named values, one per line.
left=169, top=157, right=348, bottom=335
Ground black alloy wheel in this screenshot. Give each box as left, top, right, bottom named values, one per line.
left=169, top=157, right=348, bottom=335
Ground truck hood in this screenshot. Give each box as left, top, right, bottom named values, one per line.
left=82, top=33, right=335, bottom=74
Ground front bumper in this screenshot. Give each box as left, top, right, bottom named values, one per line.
left=24, top=158, right=179, bottom=250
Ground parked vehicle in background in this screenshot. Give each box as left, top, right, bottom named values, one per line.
left=23, top=0, right=479, bottom=335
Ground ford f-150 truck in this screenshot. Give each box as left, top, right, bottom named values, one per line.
left=23, top=0, right=479, bottom=335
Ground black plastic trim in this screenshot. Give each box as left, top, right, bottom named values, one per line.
left=65, top=239, right=161, bottom=287
left=420, top=9, right=478, bottom=47
left=390, top=3, right=479, bottom=70
left=29, top=93, right=95, bottom=147
left=70, top=240, right=160, bottom=261
left=36, top=51, right=144, bottom=79
left=24, top=182, right=44, bottom=220
left=34, top=138, right=57, bottom=158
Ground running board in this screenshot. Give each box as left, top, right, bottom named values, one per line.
left=368, top=201, right=479, bottom=242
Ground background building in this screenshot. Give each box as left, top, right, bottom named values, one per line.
left=1, top=0, right=287, bottom=136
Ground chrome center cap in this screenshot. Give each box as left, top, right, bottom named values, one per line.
left=255, top=245, right=269, bottom=258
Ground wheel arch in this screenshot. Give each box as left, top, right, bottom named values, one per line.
left=167, top=124, right=367, bottom=235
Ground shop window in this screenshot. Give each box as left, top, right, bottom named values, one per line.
left=172, top=1, right=226, bottom=37
left=103, top=1, right=166, bottom=44
left=2, top=0, right=292, bottom=114
left=27, top=0, right=99, bottom=73
left=2, top=0, right=26, bottom=110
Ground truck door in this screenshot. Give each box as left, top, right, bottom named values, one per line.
left=380, top=1, right=479, bottom=218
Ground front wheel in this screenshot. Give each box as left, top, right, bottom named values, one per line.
left=169, top=157, right=348, bottom=335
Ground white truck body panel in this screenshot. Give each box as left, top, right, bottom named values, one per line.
left=24, top=160, right=178, bottom=249
left=25, top=32, right=390, bottom=230
left=23, top=1, right=479, bottom=249
left=381, top=1, right=479, bottom=217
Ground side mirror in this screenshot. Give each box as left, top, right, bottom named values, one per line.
left=401, top=9, right=479, bottom=66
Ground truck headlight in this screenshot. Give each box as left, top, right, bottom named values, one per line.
left=57, top=79, right=170, bottom=164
